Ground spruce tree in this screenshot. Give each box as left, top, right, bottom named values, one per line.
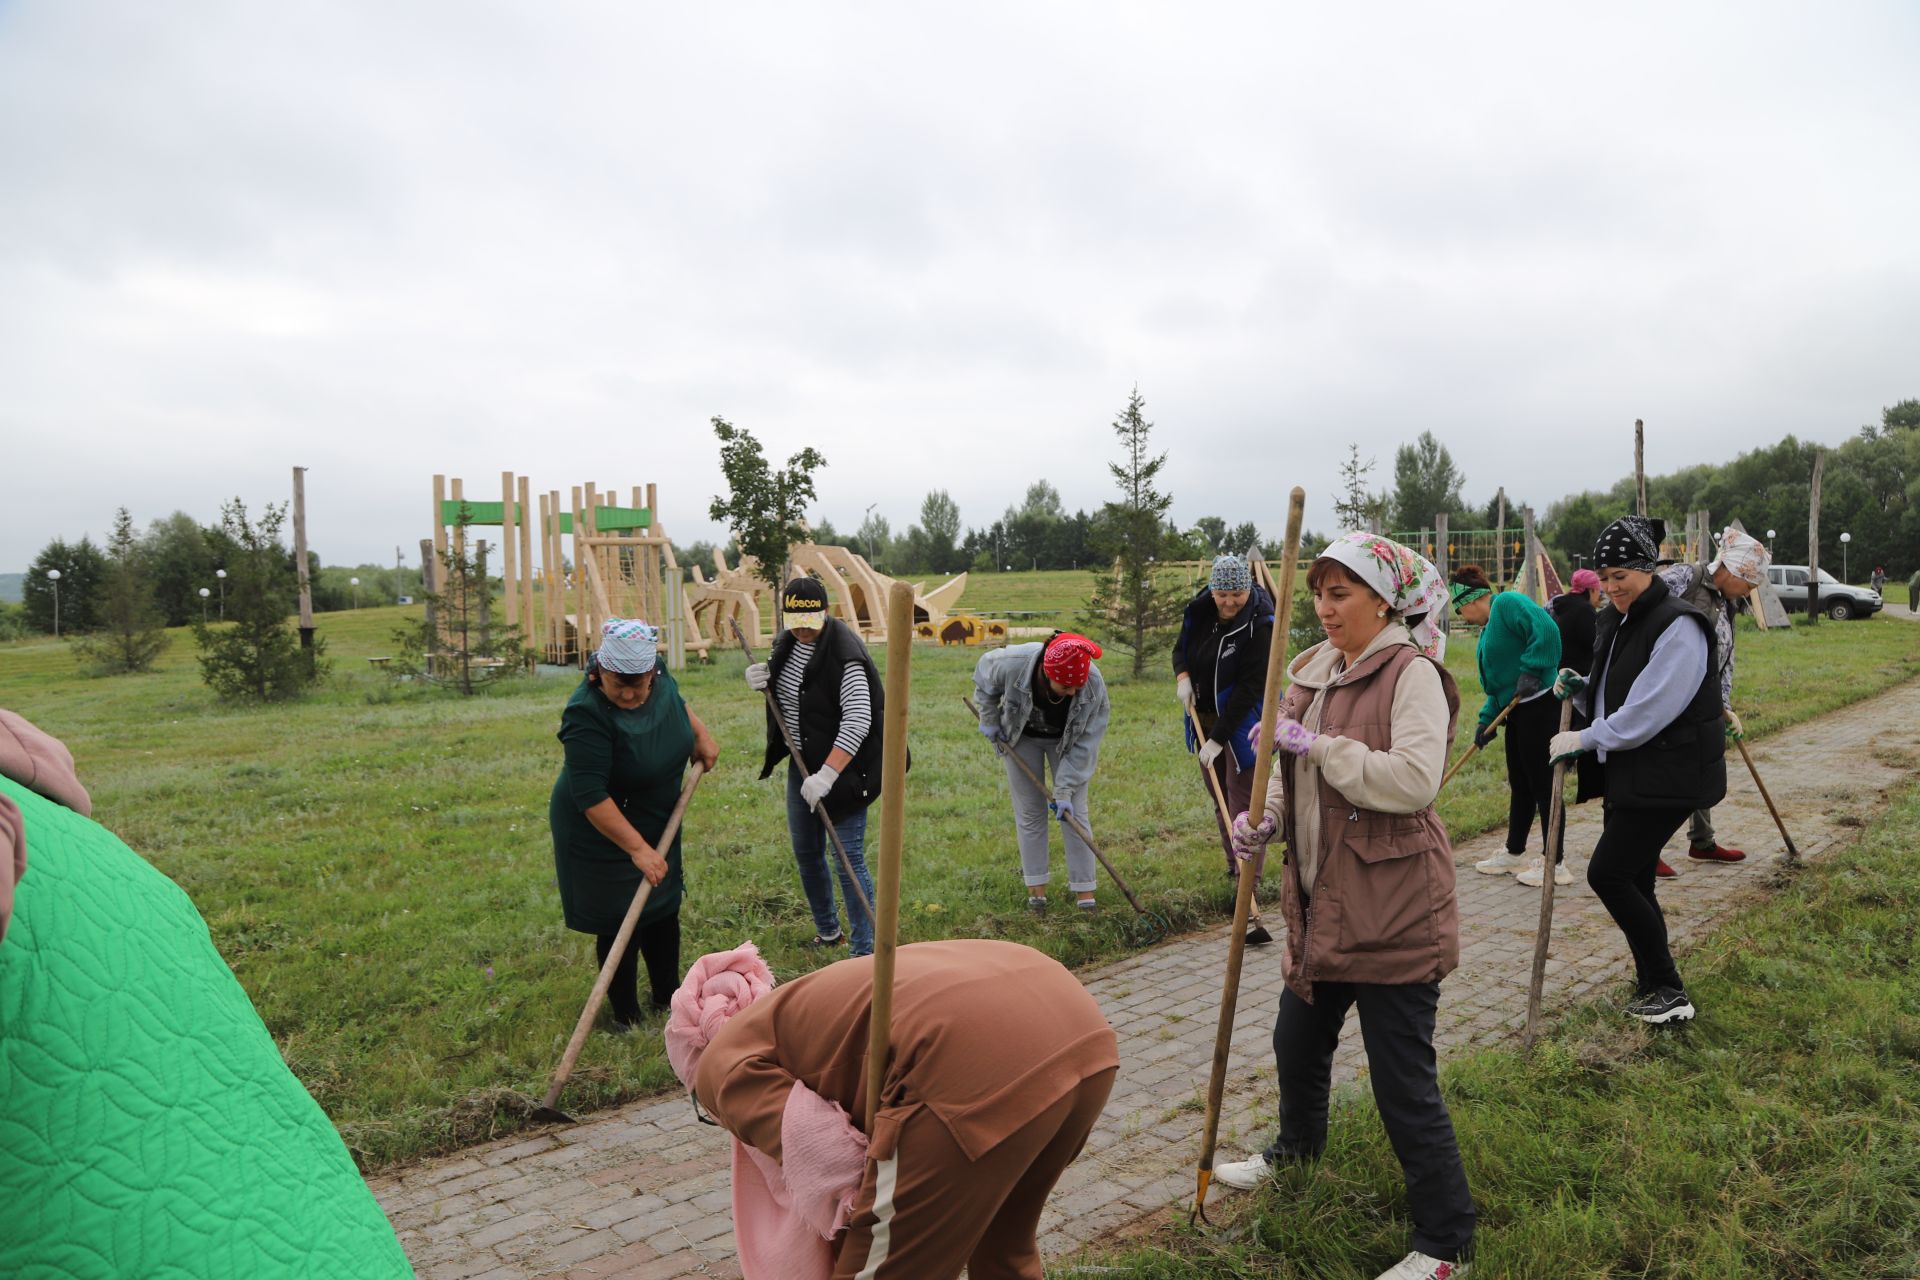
left=1082, top=387, right=1185, bottom=675
left=72, top=507, right=170, bottom=674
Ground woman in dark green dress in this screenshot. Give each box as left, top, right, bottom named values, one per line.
left=550, top=618, right=719, bottom=1028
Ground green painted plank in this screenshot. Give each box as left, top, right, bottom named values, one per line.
left=439, top=501, right=650, bottom=533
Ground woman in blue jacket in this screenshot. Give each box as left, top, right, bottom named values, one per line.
left=1172, top=554, right=1275, bottom=876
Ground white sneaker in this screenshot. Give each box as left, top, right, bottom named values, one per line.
left=1375, top=1250, right=1467, bottom=1280
left=1474, top=851, right=1528, bottom=875
left=1515, top=858, right=1574, bottom=888
left=1210, top=1154, right=1270, bottom=1190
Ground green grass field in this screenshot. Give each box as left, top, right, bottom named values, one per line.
left=1095, top=779, right=1920, bottom=1279
left=0, top=582, right=1914, bottom=1167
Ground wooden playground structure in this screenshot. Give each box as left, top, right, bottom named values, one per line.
left=429, top=474, right=991, bottom=666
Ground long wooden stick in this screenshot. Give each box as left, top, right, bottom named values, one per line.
left=1184, top=701, right=1263, bottom=923
left=1727, top=708, right=1799, bottom=865
left=1193, top=486, right=1305, bottom=1222
left=863, top=583, right=914, bottom=1131
left=1438, top=694, right=1522, bottom=793
left=730, top=618, right=876, bottom=929
left=535, top=762, right=706, bottom=1120
left=1522, top=702, right=1575, bottom=1052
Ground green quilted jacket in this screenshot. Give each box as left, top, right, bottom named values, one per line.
left=0, top=775, right=412, bottom=1278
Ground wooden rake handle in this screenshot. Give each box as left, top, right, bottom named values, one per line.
left=539, top=761, right=705, bottom=1114
left=1727, top=707, right=1799, bottom=864
left=1522, top=702, right=1574, bottom=1052
left=1438, top=693, right=1522, bottom=794
left=1193, top=485, right=1305, bottom=1221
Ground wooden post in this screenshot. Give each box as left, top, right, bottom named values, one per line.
left=536, top=492, right=552, bottom=661
left=517, top=475, right=535, bottom=644
left=550, top=489, right=565, bottom=661
left=1519, top=506, right=1539, bottom=600
left=1494, top=487, right=1507, bottom=587
left=1634, top=419, right=1647, bottom=516
left=1433, top=509, right=1450, bottom=600
left=572, top=486, right=588, bottom=664
left=292, top=466, right=315, bottom=649
left=864, top=582, right=914, bottom=1132
left=1807, top=449, right=1824, bottom=625
left=419, top=538, right=438, bottom=675
left=431, top=473, right=449, bottom=588
left=476, top=539, right=491, bottom=654
left=449, top=476, right=467, bottom=636
left=645, top=483, right=660, bottom=622
left=500, top=472, right=518, bottom=631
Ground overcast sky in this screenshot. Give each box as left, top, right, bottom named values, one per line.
left=4, top=1, right=1916, bottom=573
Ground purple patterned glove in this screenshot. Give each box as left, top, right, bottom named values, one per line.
left=1272, top=718, right=1318, bottom=758
left=1230, top=811, right=1277, bottom=862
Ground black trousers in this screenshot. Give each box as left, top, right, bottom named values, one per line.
left=1265, top=981, right=1476, bottom=1262
left=1585, top=805, right=1689, bottom=995
left=595, top=912, right=682, bottom=1025
left=1504, top=694, right=1564, bottom=860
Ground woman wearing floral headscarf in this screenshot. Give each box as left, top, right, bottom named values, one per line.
left=1216, top=533, right=1475, bottom=1280
left=550, top=618, right=720, bottom=1028
left=1655, top=525, right=1768, bottom=872
left=1550, top=516, right=1725, bottom=1027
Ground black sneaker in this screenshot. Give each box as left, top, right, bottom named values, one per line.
left=1625, top=987, right=1695, bottom=1024
left=802, top=931, right=846, bottom=949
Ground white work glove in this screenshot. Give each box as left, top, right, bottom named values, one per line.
left=1176, top=673, right=1193, bottom=709
left=800, top=765, right=839, bottom=811
left=1548, top=730, right=1587, bottom=766
left=744, top=661, right=770, bottom=691
left=1552, top=667, right=1587, bottom=700
left=1725, top=709, right=1746, bottom=742
left=1197, top=739, right=1223, bottom=769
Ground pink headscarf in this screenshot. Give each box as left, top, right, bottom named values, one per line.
left=1569, top=568, right=1601, bottom=594
left=664, top=942, right=776, bottom=1087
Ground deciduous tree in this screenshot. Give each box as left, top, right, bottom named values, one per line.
left=707, top=417, right=827, bottom=604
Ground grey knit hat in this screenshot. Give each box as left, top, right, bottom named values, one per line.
left=1209, top=554, right=1252, bottom=592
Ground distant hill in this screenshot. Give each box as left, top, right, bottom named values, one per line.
left=0, top=573, right=22, bottom=604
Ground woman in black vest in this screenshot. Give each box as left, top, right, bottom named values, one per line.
left=1549, top=517, right=1725, bottom=1025
left=746, top=577, right=884, bottom=956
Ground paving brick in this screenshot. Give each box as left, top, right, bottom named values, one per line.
left=376, top=688, right=1920, bottom=1280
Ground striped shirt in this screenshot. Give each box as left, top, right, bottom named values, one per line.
left=774, top=640, right=872, bottom=760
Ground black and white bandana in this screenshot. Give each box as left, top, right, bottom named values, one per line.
left=1592, top=515, right=1666, bottom=572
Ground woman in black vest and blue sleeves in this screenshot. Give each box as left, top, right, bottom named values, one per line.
left=745, top=577, right=886, bottom=956
left=1549, top=516, right=1726, bottom=1025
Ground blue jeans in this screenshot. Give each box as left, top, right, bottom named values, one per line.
left=785, top=764, right=875, bottom=956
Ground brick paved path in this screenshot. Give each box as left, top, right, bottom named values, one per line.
left=371, top=680, right=1920, bottom=1279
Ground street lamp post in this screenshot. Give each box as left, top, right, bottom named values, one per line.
left=198, top=586, right=211, bottom=624
left=1840, top=532, right=1851, bottom=582
left=215, top=567, right=227, bottom=620
left=46, top=569, right=61, bottom=638
left=862, top=503, right=878, bottom=567
left=350, top=576, right=361, bottom=610
left=1766, top=529, right=1776, bottom=559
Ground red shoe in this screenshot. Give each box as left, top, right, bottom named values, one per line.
left=1688, top=844, right=1747, bottom=862
left=1654, top=858, right=1677, bottom=878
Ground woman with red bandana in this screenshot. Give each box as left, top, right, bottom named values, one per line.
left=972, top=633, right=1110, bottom=912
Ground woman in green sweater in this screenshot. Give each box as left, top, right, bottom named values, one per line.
left=1449, top=565, right=1567, bottom=886
left=550, top=618, right=719, bottom=1028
